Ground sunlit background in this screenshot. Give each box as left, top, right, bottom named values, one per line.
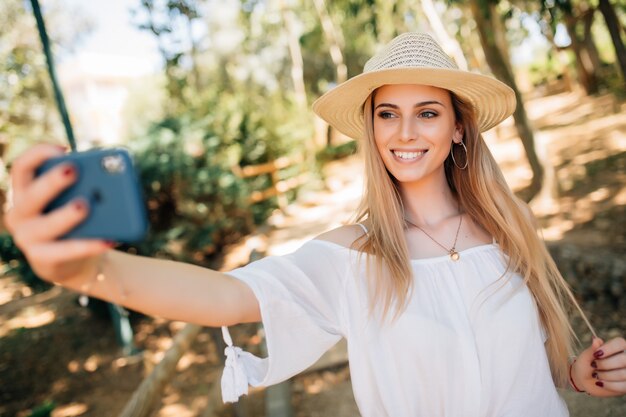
left=1, top=0, right=625, bottom=416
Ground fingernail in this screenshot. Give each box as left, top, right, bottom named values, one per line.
left=105, top=241, right=116, bottom=247
left=593, top=350, right=604, bottom=358
left=592, top=372, right=598, bottom=379
left=73, top=199, right=86, bottom=211
left=591, top=361, right=597, bottom=368
left=63, top=165, right=75, bottom=177
left=595, top=381, right=604, bottom=387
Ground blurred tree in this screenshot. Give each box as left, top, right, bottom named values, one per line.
left=529, top=2, right=576, bottom=90
left=312, top=0, right=348, bottom=85
left=375, top=0, right=396, bottom=43
left=468, top=0, right=545, bottom=198
left=446, top=3, right=491, bottom=71
left=0, top=0, right=91, bottom=291
left=132, top=0, right=206, bottom=113
left=541, top=0, right=602, bottom=94
left=419, top=0, right=469, bottom=70
left=0, top=0, right=90, bottom=161
left=302, top=0, right=376, bottom=96
left=278, top=0, right=308, bottom=110
left=119, top=0, right=315, bottom=261
left=173, top=0, right=203, bottom=91
left=598, top=0, right=626, bottom=83
left=0, top=0, right=89, bottom=232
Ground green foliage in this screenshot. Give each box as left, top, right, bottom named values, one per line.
left=0, top=0, right=91, bottom=161
left=0, top=234, right=49, bottom=290
left=27, top=401, right=56, bottom=417
left=317, top=140, right=358, bottom=162
left=0, top=1, right=61, bottom=160
left=527, top=50, right=565, bottom=86
left=131, top=0, right=204, bottom=109
left=126, top=87, right=312, bottom=264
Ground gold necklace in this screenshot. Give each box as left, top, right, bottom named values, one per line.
left=404, top=212, right=463, bottom=261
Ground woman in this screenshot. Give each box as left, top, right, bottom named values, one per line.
left=4, top=33, right=625, bottom=416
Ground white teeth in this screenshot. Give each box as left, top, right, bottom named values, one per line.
left=393, top=150, right=426, bottom=159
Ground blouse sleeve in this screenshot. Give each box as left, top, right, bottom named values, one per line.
left=220, top=240, right=347, bottom=401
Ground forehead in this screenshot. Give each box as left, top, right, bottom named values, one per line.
left=374, top=84, right=452, bottom=104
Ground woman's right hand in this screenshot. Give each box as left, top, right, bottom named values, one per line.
left=3, top=143, right=113, bottom=287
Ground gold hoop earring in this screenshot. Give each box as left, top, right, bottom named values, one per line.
left=451, top=139, right=468, bottom=170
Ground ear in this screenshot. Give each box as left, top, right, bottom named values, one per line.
left=452, top=123, right=464, bottom=144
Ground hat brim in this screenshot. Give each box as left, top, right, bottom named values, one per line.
left=312, top=67, right=516, bottom=139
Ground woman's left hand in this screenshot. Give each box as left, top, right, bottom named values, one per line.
left=572, top=336, right=626, bottom=397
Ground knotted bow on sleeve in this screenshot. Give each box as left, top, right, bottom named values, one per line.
left=221, top=326, right=249, bottom=403
left=220, top=240, right=346, bottom=403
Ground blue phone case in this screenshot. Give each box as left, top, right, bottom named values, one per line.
left=36, top=148, right=148, bottom=243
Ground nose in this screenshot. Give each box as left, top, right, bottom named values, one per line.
left=400, top=117, right=417, bottom=142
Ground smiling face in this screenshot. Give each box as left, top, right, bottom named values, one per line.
left=372, top=84, right=463, bottom=187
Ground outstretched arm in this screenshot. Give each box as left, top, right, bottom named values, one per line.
left=4, top=143, right=260, bottom=328
left=64, top=249, right=261, bottom=327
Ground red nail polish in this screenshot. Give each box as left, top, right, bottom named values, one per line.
left=593, top=350, right=604, bottom=358
left=63, top=166, right=75, bottom=177
left=592, top=372, right=598, bottom=379
left=595, top=381, right=604, bottom=387
left=73, top=200, right=85, bottom=211
left=591, top=361, right=597, bottom=368
left=105, top=241, right=116, bottom=247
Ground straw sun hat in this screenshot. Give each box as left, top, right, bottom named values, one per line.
left=312, top=32, right=516, bottom=139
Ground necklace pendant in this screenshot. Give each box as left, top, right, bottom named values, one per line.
left=450, top=250, right=460, bottom=261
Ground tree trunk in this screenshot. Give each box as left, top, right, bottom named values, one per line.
left=118, top=324, right=202, bottom=417
left=375, top=0, right=395, bottom=44
left=581, top=10, right=603, bottom=73
left=469, top=0, right=544, bottom=199
left=0, top=141, right=6, bottom=233
left=562, top=8, right=599, bottom=94
left=278, top=0, right=315, bottom=169
left=279, top=2, right=307, bottom=110
left=312, top=0, right=347, bottom=84
left=312, top=0, right=348, bottom=147
left=488, top=2, right=514, bottom=76
left=598, top=0, right=626, bottom=82
left=419, top=0, right=469, bottom=70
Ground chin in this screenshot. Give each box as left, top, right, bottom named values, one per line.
left=394, top=176, right=426, bottom=185
left=386, top=165, right=444, bottom=186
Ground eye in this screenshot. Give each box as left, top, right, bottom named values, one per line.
left=377, top=111, right=396, bottom=119
left=419, top=111, right=437, bottom=119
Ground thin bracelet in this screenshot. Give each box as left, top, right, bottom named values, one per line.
left=569, top=357, right=586, bottom=393
left=78, top=254, right=104, bottom=306
left=78, top=251, right=127, bottom=306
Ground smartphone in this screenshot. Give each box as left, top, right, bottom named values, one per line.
left=35, top=148, right=149, bottom=243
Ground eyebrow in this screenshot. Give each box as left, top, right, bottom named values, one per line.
left=374, top=100, right=445, bottom=110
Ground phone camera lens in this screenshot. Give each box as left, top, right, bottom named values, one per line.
left=101, top=155, right=126, bottom=174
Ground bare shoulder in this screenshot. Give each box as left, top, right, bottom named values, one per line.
left=314, top=222, right=368, bottom=248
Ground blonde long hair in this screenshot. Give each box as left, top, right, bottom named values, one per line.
left=351, top=89, right=595, bottom=387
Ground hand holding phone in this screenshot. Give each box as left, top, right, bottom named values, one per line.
left=35, top=148, right=148, bottom=243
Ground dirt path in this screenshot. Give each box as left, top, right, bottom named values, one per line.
left=1, top=90, right=625, bottom=416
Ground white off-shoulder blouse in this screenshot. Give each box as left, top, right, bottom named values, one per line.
left=221, top=229, right=569, bottom=417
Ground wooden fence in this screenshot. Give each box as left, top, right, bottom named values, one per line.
left=232, top=152, right=310, bottom=209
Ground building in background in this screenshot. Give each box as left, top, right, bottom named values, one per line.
left=58, top=53, right=155, bottom=148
